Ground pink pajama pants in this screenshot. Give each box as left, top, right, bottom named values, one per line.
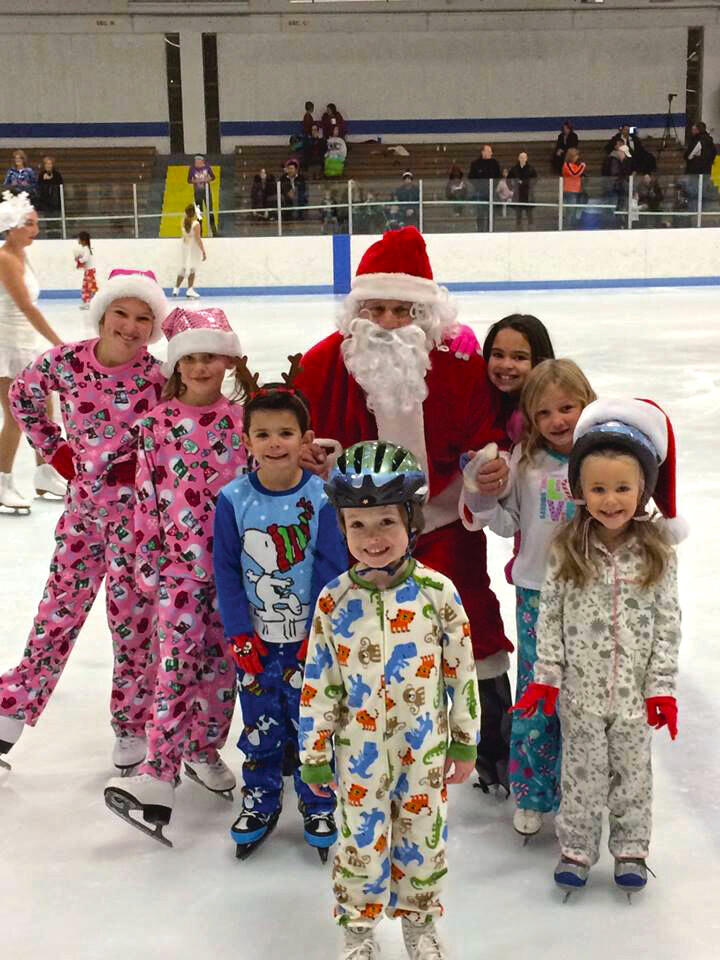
left=138, top=577, right=236, bottom=783
left=0, top=504, right=156, bottom=737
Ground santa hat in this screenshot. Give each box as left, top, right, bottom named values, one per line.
left=351, top=227, right=441, bottom=304
left=88, top=268, right=169, bottom=344
left=161, top=306, right=242, bottom=377
left=569, top=397, right=688, bottom=543
left=267, top=497, right=314, bottom=573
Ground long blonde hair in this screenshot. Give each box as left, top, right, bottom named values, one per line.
left=520, top=358, right=596, bottom=465
left=554, top=448, right=672, bottom=588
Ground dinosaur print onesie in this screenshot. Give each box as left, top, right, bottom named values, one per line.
left=299, top=560, right=479, bottom=927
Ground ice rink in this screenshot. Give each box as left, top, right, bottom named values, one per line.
left=1, top=287, right=718, bottom=960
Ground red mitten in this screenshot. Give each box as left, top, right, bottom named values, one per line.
left=510, top=683, right=559, bottom=719
left=645, top=696, right=678, bottom=740
left=229, top=633, right=268, bottom=675
left=50, top=443, right=76, bottom=481
left=107, top=456, right=137, bottom=485
left=296, top=634, right=309, bottom=663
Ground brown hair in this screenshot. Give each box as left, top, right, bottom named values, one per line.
left=183, top=203, right=197, bottom=234
left=163, top=357, right=255, bottom=404
left=520, top=358, right=596, bottom=464
left=554, top=449, right=672, bottom=588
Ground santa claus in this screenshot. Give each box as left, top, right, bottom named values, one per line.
left=296, top=227, right=514, bottom=792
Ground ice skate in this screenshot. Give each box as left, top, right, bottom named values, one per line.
left=33, top=463, right=67, bottom=499
left=0, top=715, right=24, bottom=770
left=183, top=756, right=236, bottom=801
left=614, top=858, right=652, bottom=903
left=112, top=734, right=147, bottom=775
left=401, top=917, right=445, bottom=959
left=0, top=474, right=31, bottom=514
left=230, top=806, right=281, bottom=860
left=554, top=856, right=590, bottom=901
left=341, top=926, right=379, bottom=959
left=185, top=287, right=200, bottom=299
left=298, top=800, right=337, bottom=862
left=473, top=754, right=509, bottom=798
left=104, top=773, right=175, bottom=847
left=79, top=302, right=90, bottom=310
left=171, top=287, right=179, bottom=297
left=513, top=807, right=543, bottom=844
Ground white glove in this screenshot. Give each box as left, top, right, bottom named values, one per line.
left=461, top=443, right=498, bottom=493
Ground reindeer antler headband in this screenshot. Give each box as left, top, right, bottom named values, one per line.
left=241, top=353, right=308, bottom=407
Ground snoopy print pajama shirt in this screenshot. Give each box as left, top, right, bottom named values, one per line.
left=0, top=340, right=165, bottom=736
left=133, top=397, right=246, bottom=782
left=299, top=560, right=480, bottom=927
left=213, top=470, right=347, bottom=820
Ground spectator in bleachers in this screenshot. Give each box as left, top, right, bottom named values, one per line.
left=301, top=101, right=316, bottom=170
left=496, top=167, right=514, bottom=217
left=684, top=121, right=717, bottom=176
left=250, top=167, right=276, bottom=220
left=390, top=170, right=420, bottom=229
left=36, top=156, right=63, bottom=234
left=321, top=190, right=341, bottom=233
left=636, top=173, right=664, bottom=226
left=324, top=126, right=347, bottom=178
left=552, top=120, right=579, bottom=175
left=469, top=144, right=501, bottom=231
left=321, top=103, right=347, bottom=141
left=187, top=154, right=218, bottom=236
left=602, top=135, right=632, bottom=224
left=632, top=137, right=657, bottom=175
left=605, top=124, right=638, bottom=158
left=508, top=151, right=538, bottom=229
left=561, top=147, right=586, bottom=228
left=445, top=165, right=469, bottom=216
left=3, top=150, right=37, bottom=200
left=280, top=158, right=307, bottom=221
left=306, top=123, right=326, bottom=179
left=351, top=182, right=387, bottom=235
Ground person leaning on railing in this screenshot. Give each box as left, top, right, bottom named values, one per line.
left=508, top=151, right=538, bottom=230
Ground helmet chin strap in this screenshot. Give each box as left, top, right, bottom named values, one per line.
left=355, top=524, right=419, bottom=578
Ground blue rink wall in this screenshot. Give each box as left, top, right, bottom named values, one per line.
left=32, top=230, right=720, bottom=298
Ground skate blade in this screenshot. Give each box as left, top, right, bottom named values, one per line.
left=183, top=762, right=234, bottom=801
left=0, top=757, right=11, bottom=771
left=104, top=788, right=173, bottom=848
left=0, top=506, right=31, bottom=515
left=233, top=811, right=280, bottom=861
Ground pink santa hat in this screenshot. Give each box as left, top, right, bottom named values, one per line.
left=570, top=397, right=688, bottom=544
left=161, top=306, right=242, bottom=376
left=351, top=227, right=441, bottom=304
left=88, top=268, right=169, bottom=344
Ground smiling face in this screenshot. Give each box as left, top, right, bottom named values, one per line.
left=97, top=297, right=154, bottom=366
left=533, top=383, right=583, bottom=455
left=243, top=408, right=312, bottom=487
left=487, top=327, right=532, bottom=395
left=176, top=352, right=231, bottom=406
left=581, top=452, right=643, bottom=542
left=343, top=504, right=409, bottom=569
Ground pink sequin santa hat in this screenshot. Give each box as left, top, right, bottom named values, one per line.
left=161, top=306, right=242, bottom=376
left=569, top=397, right=688, bottom=544
left=352, top=227, right=441, bottom=304
left=88, top=268, right=169, bottom=344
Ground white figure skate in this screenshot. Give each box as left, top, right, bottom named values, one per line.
left=34, top=463, right=67, bottom=499
left=513, top=807, right=543, bottom=845
left=401, top=918, right=446, bottom=959
left=183, top=756, right=236, bottom=801
left=112, top=735, right=147, bottom=775
left=341, top=926, right=379, bottom=959
left=0, top=715, right=24, bottom=770
left=0, top=474, right=31, bottom=514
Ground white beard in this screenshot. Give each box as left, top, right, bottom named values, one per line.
left=340, top=316, right=432, bottom=417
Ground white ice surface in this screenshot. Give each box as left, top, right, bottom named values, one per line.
left=1, top=289, right=718, bottom=960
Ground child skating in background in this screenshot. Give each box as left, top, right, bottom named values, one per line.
left=459, top=314, right=554, bottom=797
left=172, top=203, right=206, bottom=300
left=462, top=359, right=596, bottom=839
left=104, top=307, right=250, bottom=845
left=73, top=231, right=97, bottom=310
left=0, top=269, right=168, bottom=772
left=513, top=398, right=685, bottom=896
left=212, top=357, right=347, bottom=861
left=301, top=441, right=479, bottom=960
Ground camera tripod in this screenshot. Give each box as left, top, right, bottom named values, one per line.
left=660, top=93, right=679, bottom=151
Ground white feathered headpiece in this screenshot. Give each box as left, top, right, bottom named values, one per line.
left=0, top=190, right=34, bottom=233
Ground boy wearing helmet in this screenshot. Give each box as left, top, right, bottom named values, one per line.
left=299, top=441, right=480, bottom=960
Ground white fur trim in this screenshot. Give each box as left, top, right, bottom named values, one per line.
left=656, top=514, right=689, bottom=545
left=573, top=398, right=667, bottom=461
left=161, top=329, right=242, bottom=376
left=88, top=274, right=169, bottom=344
left=352, top=272, right=440, bottom=304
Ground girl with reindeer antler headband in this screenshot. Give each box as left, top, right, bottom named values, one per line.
left=212, top=353, right=347, bottom=862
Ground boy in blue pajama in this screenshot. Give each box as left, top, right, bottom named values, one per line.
left=300, top=442, right=480, bottom=960
left=213, top=373, right=347, bottom=859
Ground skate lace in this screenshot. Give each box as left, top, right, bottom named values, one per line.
left=414, top=932, right=443, bottom=960
left=306, top=812, right=333, bottom=834
left=344, top=939, right=378, bottom=960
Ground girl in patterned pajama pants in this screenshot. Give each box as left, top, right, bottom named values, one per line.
left=0, top=269, right=169, bottom=772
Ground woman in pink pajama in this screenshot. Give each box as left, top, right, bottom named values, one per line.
left=0, top=269, right=168, bottom=773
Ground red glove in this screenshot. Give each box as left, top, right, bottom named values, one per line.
left=50, top=443, right=76, bottom=481
left=107, top=455, right=137, bottom=485
left=229, top=633, right=268, bottom=675
left=646, top=696, right=678, bottom=740
left=296, top=634, right=309, bottom=663
left=510, top=683, right=559, bottom=719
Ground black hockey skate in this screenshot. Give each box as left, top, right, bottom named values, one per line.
left=473, top=753, right=510, bottom=798
left=298, top=800, right=337, bottom=863
left=0, top=741, right=12, bottom=771
left=104, top=781, right=174, bottom=848
left=231, top=807, right=281, bottom=860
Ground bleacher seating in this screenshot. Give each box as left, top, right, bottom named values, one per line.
left=1, top=147, right=157, bottom=238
